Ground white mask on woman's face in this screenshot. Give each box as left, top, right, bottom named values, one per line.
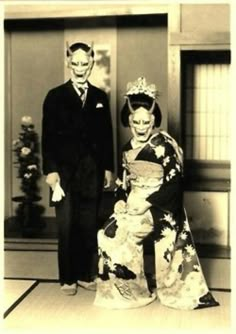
left=129, top=107, right=154, bottom=143
left=68, top=49, right=94, bottom=85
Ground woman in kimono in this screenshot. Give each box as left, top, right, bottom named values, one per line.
left=94, top=77, right=219, bottom=310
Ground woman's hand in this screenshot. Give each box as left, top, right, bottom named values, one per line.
left=127, top=200, right=152, bottom=215
left=114, top=200, right=127, bottom=214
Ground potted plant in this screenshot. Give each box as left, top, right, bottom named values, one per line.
left=12, top=116, right=45, bottom=237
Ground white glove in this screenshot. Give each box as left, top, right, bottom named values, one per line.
left=52, top=181, right=65, bottom=202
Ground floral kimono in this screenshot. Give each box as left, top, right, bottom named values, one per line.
left=94, top=131, right=219, bottom=310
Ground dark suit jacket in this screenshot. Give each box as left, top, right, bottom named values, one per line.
left=41, top=80, right=114, bottom=190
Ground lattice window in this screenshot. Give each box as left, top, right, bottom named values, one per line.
left=184, top=63, right=230, bottom=161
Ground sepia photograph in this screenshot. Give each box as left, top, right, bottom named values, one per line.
left=1, top=1, right=234, bottom=333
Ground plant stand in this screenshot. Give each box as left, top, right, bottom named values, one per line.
left=12, top=195, right=45, bottom=237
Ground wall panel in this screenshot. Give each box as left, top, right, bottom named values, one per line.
left=5, top=21, right=64, bottom=217
left=181, top=4, right=230, bottom=33
left=184, top=191, right=229, bottom=247
left=117, top=14, right=168, bottom=154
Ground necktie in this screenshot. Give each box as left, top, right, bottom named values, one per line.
left=77, top=87, right=85, bottom=101
left=72, top=81, right=87, bottom=103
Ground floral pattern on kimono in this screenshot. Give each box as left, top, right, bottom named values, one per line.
left=94, top=131, right=219, bottom=310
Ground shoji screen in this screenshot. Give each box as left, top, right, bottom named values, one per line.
left=184, top=62, right=230, bottom=161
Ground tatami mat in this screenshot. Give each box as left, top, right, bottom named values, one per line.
left=200, top=258, right=231, bottom=290
left=3, top=283, right=231, bottom=331
left=3, top=279, right=37, bottom=315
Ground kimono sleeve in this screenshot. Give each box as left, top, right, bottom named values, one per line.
left=114, top=143, right=132, bottom=202
left=146, top=138, right=184, bottom=214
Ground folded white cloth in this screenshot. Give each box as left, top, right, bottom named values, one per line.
left=52, top=182, right=65, bottom=202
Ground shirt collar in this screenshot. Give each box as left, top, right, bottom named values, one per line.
left=71, top=78, right=89, bottom=90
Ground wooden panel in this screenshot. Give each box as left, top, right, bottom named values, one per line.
left=167, top=45, right=182, bottom=143
left=4, top=31, right=12, bottom=219
left=184, top=191, right=229, bottom=246
left=168, top=2, right=181, bottom=33
left=201, top=258, right=230, bottom=289
left=180, top=44, right=231, bottom=51
left=4, top=3, right=168, bottom=20
left=184, top=158, right=231, bottom=192
left=170, top=32, right=230, bottom=46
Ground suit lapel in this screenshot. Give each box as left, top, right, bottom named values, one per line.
left=65, top=80, right=83, bottom=108
left=83, top=83, right=97, bottom=113
left=64, top=81, right=98, bottom=119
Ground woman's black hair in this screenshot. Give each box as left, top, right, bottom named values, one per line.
left=121, top=93, right=162, bottom=127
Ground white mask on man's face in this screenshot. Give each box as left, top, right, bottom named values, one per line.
left=129, top=107, right=154, bottom=143
left=68, top=49, right=94, bottom=85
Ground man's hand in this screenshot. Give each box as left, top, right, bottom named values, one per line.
left=52, top=182, right=65, bottom=202
left=104, top=170, right=113, bottom=189
left=46, top=172, right=60, bottom=191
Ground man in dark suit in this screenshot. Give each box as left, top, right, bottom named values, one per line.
left=41, top=42, right=114, bottom=295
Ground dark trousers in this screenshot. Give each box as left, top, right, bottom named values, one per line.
left=55, top=155, right=103, bottom=285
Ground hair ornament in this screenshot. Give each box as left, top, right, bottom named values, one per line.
left=126, top=77, right=159, bottom=99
